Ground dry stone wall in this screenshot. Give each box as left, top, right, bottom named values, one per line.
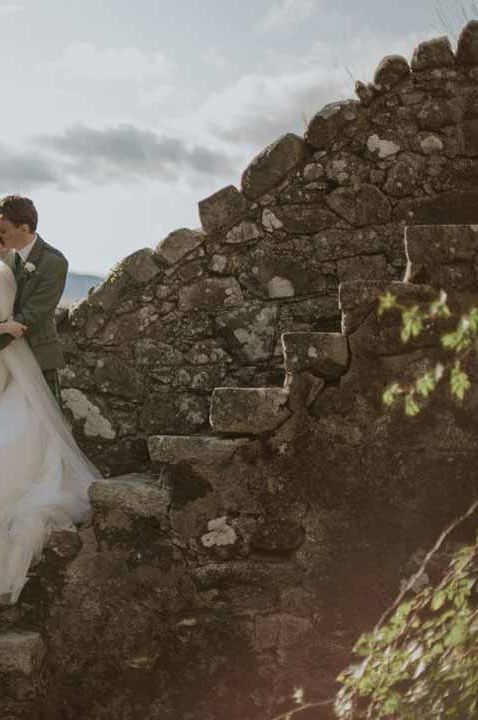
left=59, top=21, right=478, bottom=475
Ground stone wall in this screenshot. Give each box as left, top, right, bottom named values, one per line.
left=3, top=223, right=477, bottom=720
left=59, top=21, right=478, bottom=475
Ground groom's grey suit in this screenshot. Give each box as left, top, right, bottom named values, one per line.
left=0, top=234, right=68, bottom=403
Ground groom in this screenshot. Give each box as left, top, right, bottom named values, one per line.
left=0, top=195, right=68, bottom=409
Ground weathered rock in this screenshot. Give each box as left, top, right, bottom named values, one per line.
left=156, top=228, right=205, bottom=266
left=276, top=204, right=336, bottom=233
left=140, top=388, right=209, bottom=433
left=374, top=55, right=410, bottom=90
left=89, top=474, right=171, bottom=519
left=94, top=355, right=143, bottom=399
left=198, top=185, right=250, bottom=235
left=325, top=184, right=391, bottom=226
left=0, top=632, right=46, bottom=700
left=224, top=219, right=262, bottom=245
left=210, top=387, right=291, bottom=434
left=366, top=133, right=401, bottom=158
left=282, top=332, right=349, bottom=379
left=148, top=435, right=249, bottom=466
left=405, top=224, right=478, bottom=288
left=241, top=133, right=309, bottom=200
left=283, top=371, right=325, bottom=410
left=179, top=277, right=244, bottom=311
left=336, top=254, right=388, bottom=283
left=417, top=99, right=454, bottom=130
left=383, top=153, right=425, bottom=196
left=456, top=20, right=478, bottom=65
left=305, top=100, right=361, bottom=150
left=411, top=36, right=455, bottom=70
left=215, top=303, right=278, bottom=362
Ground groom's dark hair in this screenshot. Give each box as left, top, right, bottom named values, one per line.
left=0, top=195, right=38, bottom=233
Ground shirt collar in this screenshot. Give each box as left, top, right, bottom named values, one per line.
left=18, top=232, right=37, bottom=262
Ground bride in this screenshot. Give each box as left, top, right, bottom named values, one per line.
left=0, top=252, right=100, bottom=604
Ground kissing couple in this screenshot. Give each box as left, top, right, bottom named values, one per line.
left=0, top=195, right=100, bottom=604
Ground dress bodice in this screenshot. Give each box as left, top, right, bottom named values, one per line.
left=0, top=259, right=16, bottom=322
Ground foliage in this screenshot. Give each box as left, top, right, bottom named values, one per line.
left=335, top=532, right=478, bottom=719
left=334, top=290, right=478, bottom=718
left=378, top=291, right=478, bottom=415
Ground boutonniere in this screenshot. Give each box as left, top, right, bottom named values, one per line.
left=23, top=262, right=37, bottom=277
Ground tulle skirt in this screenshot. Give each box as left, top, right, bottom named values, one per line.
left=0, top=338, right=101, bottom=603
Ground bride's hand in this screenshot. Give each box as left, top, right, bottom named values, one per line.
left=0, top=320, right=27, bottom=337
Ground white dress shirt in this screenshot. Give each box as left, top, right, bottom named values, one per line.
left=17, top=232, right=37, bottom=263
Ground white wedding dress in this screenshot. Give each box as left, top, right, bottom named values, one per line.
left=0, top=258, right=101, bottom=603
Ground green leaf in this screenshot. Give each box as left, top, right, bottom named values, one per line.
left=383, top=383, right=403, bottom=407
left=378, top=292, right=397, bottom=317
left=401, top=306, right=423, bottom=343
left=415, top=372, right=436, bottom=398
left=431, top=591, right=446, bottom=612
left=450, top=363, right=471, bottom=401
left=405, top=395, right=420, bottom=417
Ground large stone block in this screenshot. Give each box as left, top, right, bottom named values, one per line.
left=210, top=387, right=291, bottom=434
left=456, top=20, right=478, bottom=65
left=305, top=100, right=360, bottom=150
left=241, top=133, right=310, bottom=200
left=89, top=474, right=171, bottom=519
left=155, top=228, right=205, bottom=266
left=411, top=36, right=455, bottom=70
left=325, top=184, right=391, bottom=226
left=139, top=388, right=209, bottom=434
left=179, top=277, right=244, bottom=311
left=282, top=332, right=349, bottom=380
left=373, top=55, right=410, bottom=90
left=215, top=303, right=278, bottom=362
left=148, top=435, right=249, bottom=466
left=198, top=185, right=251, bottom=235
left=405, top=224, right=478, bottom=289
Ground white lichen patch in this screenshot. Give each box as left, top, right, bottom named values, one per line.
left=367, top=134, right=400, bottom=158
left=419, top=135, right=443, bottom=155
left=201, top=516, right=237, bottom=548
left=267, top=276, right=295, bottom=298
left=225, top=220, right=261, bottom=244
left=62, top=388, right=116, bottom=439
left=307, top=346, right=318, bottom=358
left=262, top=208, right=283, bottom=232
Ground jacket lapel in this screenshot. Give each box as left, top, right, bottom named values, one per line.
left=15, top=235, right=45, bottom=306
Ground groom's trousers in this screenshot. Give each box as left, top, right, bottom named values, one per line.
left=42, top=369, right=64, bottom=412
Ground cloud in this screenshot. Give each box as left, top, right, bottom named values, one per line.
left=0, top=2, right=22, bottom=16
left=257, top=0, right=321, bottom=33
left=192, top=29, right=436, bottom=152
left=28, top=124, right=237, bottom=188
left=0, top=143, right=58, bottom=192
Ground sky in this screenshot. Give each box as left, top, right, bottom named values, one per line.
left=0, top=0, right=472, bottom=275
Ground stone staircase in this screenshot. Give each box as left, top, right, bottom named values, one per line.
left=1, top=223, right=477, bottom=719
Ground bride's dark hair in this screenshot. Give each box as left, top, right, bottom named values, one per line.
left=0, top=195, right=38, bottom=233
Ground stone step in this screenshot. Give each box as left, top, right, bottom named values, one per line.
left=148, top=435, right=249, bottom=467
left=0, top=631, right=45, bottom=700
left=88, top=473, right=172, bottom=548
left=281, top=332, right=349, bottom=380
left=209, top=387, right=290, bottom=435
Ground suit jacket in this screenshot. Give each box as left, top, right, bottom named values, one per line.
left=0, top=234, right=68, bottom=370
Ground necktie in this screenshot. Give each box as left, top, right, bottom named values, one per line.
left=14, top=253, right=22, bottom=277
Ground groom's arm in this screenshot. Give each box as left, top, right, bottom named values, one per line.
left=14, top=256, right=68, bottom=333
